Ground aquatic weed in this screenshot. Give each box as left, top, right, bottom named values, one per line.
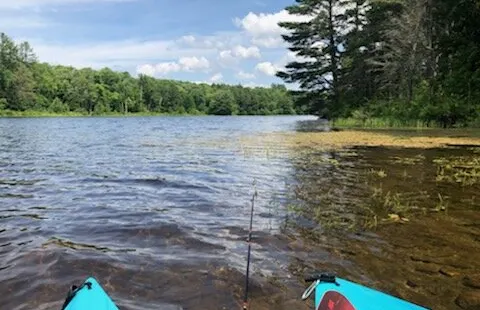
left=468, top=147, right=480, bottom=154
left=368, top=169, right=387, bottom=178
left=434, top=156, right=480, bottom=186
left=391, top=154, right=425, bottom=165
left=434, top=193, right=448, bottom=213
left=370, top=185, right=383, bottom=198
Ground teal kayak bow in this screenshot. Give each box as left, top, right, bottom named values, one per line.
left=302, top=273, right=429, bottom=310
left=61, top=277, right=119, bottom=310
left=62, top=273, right=429, bottom=310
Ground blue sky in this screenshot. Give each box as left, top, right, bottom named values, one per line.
left=0, top=0, right=307, bottom=87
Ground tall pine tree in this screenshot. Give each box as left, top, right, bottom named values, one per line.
left=277, top=0, right=349, bottom=118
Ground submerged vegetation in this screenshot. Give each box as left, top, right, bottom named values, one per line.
left=273, top=129, right=480, bottom=310
left=367, top=169, right=387, bottom=178
left=434, top=156, right=480, bottom=186
left=391, top=155, right=425, bottom=165
left=230, top=128, right=480, bottom=233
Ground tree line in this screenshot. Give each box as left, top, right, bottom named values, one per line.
left=0, top=33, right=296, bottom=116
left=278, top=0, right=480, bottom=127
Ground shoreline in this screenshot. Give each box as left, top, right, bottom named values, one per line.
left=0, top=111, right=305, bottom=118
left=331, top=117, right=480, bottom=129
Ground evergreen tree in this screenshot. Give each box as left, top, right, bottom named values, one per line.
left=277, top=0, right=348, bottom=118
left=276, top=0, right=480, bottom=127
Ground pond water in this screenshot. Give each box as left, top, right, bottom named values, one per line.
left=0, top=116, right=478, bottom=310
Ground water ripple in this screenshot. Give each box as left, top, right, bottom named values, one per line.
left=0, top=116, right=315, bottom=309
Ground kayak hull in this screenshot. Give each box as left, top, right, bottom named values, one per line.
left=64, top=277, right=119, bottom=310
left=315, top=278, right=428, bottom=310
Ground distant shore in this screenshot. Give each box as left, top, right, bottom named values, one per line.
left=0, top=110, right=200, bottom=118
left=0, top=110, right=307, bottom=118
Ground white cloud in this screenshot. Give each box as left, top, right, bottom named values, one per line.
left=243, top=81, right=267, bottom=88
left=136, top=56, right=209, bottom=76
left=4, top=5, right=310, bottom=86
left=255, top=62, right=280, bottom=76
left=252, top=37, right=284, bottom=48
left=219, top=45, right=261, bottom=63
left=178, top=56, right=210, bottom=71
left=176, top=32, right=242, bottom=50
left=154, top=62, right=181, bottom=75
left=136, top=64, right=156, bottom=76
left=219, top=50, right=233, bottom=60
left=285, top=51, right=299, bottom=63
left=235, top=11, right=284, bottom=37
left=210, top=73, right=223, bottom=83
left=179, top=35, right=196, bottom=45
left=27, top=36, right=223, bottom=72
left=33, top=39, right=174, bottom=68
left=135, top=62, right=182, bottom=76
left=278, top=51, right=314, bottom=67
left=25, top=32, right=247, bottom=78
left=232, top=45, right=261, bottom=58
left=235, top=10, right=310, bottom=48
left=236, top=71, right=256, bottom=80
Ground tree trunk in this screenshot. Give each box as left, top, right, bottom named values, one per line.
left=328, top=0, right=339, bottom=107
left=425, top=0, right=435, bottom=104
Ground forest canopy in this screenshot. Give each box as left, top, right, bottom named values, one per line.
left=277, top=0, right=480, bottom=127
left=0, top=32, right=296, bottom=116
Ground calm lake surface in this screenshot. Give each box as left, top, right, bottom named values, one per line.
left=1, top=116, right=479, bottom=310
left=0, top=116, right=317, bottom=310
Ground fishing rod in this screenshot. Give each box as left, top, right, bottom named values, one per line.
left=243, top=190, right=257, bottom=310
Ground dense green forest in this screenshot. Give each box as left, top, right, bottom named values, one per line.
left=2, top=0, right=479, bottom=125
left=278, top=0, right=480, bottom=127
left=0, top=33, right=295, bottom=116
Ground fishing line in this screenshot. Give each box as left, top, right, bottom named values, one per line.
left=243, top=187, right=257, bottom=310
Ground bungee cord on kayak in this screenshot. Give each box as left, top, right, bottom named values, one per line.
left=61, top=278, right=119, bottom=310
left=61, top=281, right=92, bottom=310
